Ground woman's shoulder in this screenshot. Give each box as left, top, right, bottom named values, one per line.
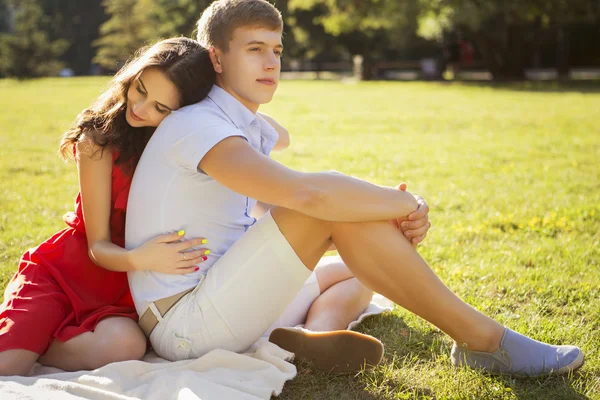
left=75, top=130, right=116, bottom=161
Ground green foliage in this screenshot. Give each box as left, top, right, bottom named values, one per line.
left=417, top=0, right=600, bottom=79
left=0, top=0, right=69, bottom=78
left=146, top=0, right=212, bottom=38
left=41, top=0, right=107, bottom=75
left=291, top=0, right=412, bottom=39
left=289, top=0, right=416, bottom=49
left=420, top=0, right=600, bottom=32
left=0, top=0, right=12, bottom=34
left=93, top=0, right=154, bottom=71
left=287, top=0, right=429, bottom=79
left=93, top=0, right=213, bottom=71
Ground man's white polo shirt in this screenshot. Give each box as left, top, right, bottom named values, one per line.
left=126, top=85, right=279, bottom=316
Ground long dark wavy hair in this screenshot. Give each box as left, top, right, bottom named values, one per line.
left=59, top=37, right=216, bottom=174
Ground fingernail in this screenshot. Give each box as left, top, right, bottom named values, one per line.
left=178, top=230, right=185, bottom=236
left=194, top=267, right=200, bottom=271
left=204, top=250, right=211, bottom=255
left=401, top=223, right=408, bottom=229
left=201, top=239, right=208, bottom=244
left=202, top=255, right=208, bottom=261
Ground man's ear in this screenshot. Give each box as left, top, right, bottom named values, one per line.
left=209, top=46, right=223, bottom=74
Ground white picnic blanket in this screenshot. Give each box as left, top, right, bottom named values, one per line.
left=0, top=295, right=394, bottom=400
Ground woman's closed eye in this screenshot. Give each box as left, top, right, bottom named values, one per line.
left=136, top=84, right=146, bottom=95
left=155, top=105, right=169, bottom=114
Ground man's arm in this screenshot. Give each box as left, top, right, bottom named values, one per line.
left=199, top=137, right=418, bottom=222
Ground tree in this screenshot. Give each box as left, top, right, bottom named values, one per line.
left=418, top=0, right=600, bottom=80
left=93, top=0, right=214, bottom=71
left=0, top=0, right=13, bottom=34
left=42, top=0, right=107, bottom=75
left=146, top=0, right=212, bottom=38
left=93, top=0, right=156, bottom=71
left=287, top=0, right=422, bottom=79
left=0, top=0, right=69, bottom=78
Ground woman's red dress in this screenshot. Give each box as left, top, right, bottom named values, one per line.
left=0, top=151, right=137, bottom=354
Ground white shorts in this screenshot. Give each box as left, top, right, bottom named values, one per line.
left=149, top=211, right=312, bottom=361
left=261, top=271, right=320, bottom=337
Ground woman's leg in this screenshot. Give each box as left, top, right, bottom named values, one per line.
left=269, top=206, right=583, bottom=376
left=269, top=258, right=382, bottom=373
left=38, top=317, right=147, bottom=371
left=0, top=350, right=39, bottom=376
left=0, top=264, right=68, bottom=376
left=305, top=258, right=373, bottom=331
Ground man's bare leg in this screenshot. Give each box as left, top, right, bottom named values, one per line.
left=268, top=207, right=584, bottom=377
left=270, top=207, right=503, bottom=351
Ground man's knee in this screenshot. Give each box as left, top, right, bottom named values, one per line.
left=270, top=206, right=333, bottom=243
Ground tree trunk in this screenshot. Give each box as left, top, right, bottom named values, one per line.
left=361, top=56, right=375, bottom=80
left=472, top=20, right=527, bottom=81
left=556, top=25, right=570, bottom=80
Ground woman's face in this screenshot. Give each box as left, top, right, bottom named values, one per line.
left=125, top=67, right=180, bottom=128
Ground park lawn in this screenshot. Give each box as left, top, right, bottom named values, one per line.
left=0, top=78, right=599, bottom=399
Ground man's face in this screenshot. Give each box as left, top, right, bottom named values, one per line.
left=211, top=26, right=283, bottom=113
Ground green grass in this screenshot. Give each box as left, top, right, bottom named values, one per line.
left=1, top=78, right=599, bottom=399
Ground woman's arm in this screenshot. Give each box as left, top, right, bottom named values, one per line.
left=76, top=135, right=206, bottom=273
left=258, top=112, right=290, bottom=151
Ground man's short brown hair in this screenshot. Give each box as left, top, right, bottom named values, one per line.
left=196, top=0, right=283, bottom=51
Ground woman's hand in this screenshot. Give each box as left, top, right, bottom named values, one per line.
left=128, top=231, right=209, bottom=274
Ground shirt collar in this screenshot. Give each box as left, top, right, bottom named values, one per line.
left=207, top=85, right=257, bottom=131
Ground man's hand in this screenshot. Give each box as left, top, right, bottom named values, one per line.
left=390, top=183, right=431, bottom=247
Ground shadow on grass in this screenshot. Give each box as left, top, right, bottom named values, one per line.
left=277, top=363, right=384, bottom=400
left=356, top=312, right=449, bottom=363
left=501, top=373, right=591, bottom=400
left=277, top=312, right=442, bottom=399
left=278, top=312, right=592, bottom=399
left=456, top=80, right=600, bottom=94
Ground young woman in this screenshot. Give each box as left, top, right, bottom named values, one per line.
left=0, top=37, right=224, bottom=376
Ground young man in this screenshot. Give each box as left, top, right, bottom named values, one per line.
left=126, top=0, right=583, bottom=377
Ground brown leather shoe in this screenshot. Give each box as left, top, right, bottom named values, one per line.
left=269, top=327, right=384, bottom=374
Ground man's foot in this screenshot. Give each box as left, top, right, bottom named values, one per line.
left=451, top=327, right=584, bottom=377
left=269, top=327, right=384, bottom=374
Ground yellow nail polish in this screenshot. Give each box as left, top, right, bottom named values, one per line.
left=202, top=239, right=208, bottom=244
left=204, top=250, right=211, bottom=255
left=178, top=230, right=185, bottom=236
